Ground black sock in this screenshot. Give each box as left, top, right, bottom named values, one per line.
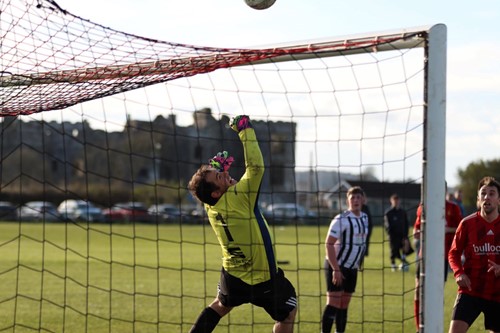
left=335, top=308, right=348, bottom=333
left=321, top=305, right=337, bottom=333
left=189, top=307, right=221, bottom=333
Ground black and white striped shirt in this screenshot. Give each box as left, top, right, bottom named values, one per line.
left=327, top=210, right=369, bottom=269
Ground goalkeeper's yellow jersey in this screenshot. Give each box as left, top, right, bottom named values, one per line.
left=204, top=128, right=277, bottom=285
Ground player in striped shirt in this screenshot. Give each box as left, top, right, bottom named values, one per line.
left=187, top=115, right=297, bottom=333
left=321, top=186, right=369, bottom=333
left=448, top=176, right=500, bottom=333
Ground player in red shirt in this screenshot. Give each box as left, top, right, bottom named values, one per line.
left=412, top=189, right=463, bottom=332
left=414, top=200, right=463, bottom=277
left=448, top=176, right=500, bottom=333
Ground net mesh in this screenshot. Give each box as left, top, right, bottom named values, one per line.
left=0, top=1, right=441, bottom=332
left=1, top=0, right=420, bottom=116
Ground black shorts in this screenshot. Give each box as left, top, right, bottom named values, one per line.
left=324, top=259, right=358, bottom=293
left=217, top=267, right=297, bottom=322
left=451, top=293, right=500, bottom=331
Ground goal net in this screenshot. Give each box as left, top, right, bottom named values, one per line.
left=0, top=1, right=446, bottom=332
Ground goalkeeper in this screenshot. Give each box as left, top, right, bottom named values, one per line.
left=187, top=115, right=297, bottom=333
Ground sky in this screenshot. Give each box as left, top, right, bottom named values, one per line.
left=49, top=0, right=500, bottom=187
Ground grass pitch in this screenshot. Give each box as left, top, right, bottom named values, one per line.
left=0, top=222, right=484, bottom=333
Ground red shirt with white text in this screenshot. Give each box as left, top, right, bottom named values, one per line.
left=448, top=212, right=500, bottom=302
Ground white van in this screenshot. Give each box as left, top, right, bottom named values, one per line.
left=58, top=199, right=104, bottom=222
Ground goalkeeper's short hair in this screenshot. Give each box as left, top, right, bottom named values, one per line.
left=188, top=164, right=219, bottom=206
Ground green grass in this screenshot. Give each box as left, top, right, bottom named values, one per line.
left=0, top=222, right=484, bottom=333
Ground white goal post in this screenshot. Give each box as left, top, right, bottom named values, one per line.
left=420, top=23, right=447, bottom=333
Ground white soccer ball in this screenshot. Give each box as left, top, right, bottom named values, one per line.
left=244, top=0, right=276, bottom=10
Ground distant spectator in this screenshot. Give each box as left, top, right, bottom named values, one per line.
left=384, top=194, right=411, bottom=272
left=453, top=189, right=466, bottom=217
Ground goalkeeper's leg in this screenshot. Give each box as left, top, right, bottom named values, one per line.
left=189, top=299, right=232, bottom=333
left=273, top=306, right=297, bottom=333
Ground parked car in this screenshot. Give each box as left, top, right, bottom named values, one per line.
left=0, top=201, right=17, bottom=221
left=148, top=203, right=206, bottom=224
left=183, top=204, right=207, bottom=224
left=18, top=201, right=62, bottom=222
left=263, top=203, right=318, bottom=225
left=103, top=202, right=152, bottom=223
left=148, top=204, right=183, bottom=223
left=57, top=199, right=104, bottom=222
